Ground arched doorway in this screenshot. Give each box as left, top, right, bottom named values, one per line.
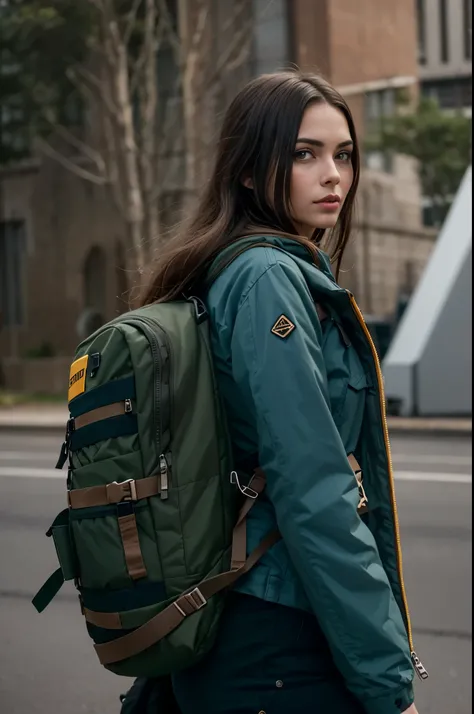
left=78, top=246, right=107, bottom=339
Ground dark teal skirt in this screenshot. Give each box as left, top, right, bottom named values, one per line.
left=172, top=592, right=364, bottom=714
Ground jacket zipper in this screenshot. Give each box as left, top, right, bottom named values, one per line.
left=348, top=293, right=428, bottom=681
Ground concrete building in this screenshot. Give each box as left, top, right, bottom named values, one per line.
left=383, top=166, right=472, bottom=416
left=417, top=0, right=472, bottom=112
left=0, top=0, right=436, bottom=393
left=290, top=0, right=437, bottom=317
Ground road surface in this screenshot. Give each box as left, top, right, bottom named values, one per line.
left=0, top=430, right=471, bottom=714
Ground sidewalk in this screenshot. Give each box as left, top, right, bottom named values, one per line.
left=0, top=404, right=471, bottom=436
left=0, top=404, right=68, bottom=431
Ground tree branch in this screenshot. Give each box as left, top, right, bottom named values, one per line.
left=210, top=1, right=251, bottom=80
left=102, top=111, right=125, bottom=211
left=123, top=0, right=144, bottom=46
left=87, top=0, right=107, bottom=14
left=40, top=109, right=107, bottom=176
left=37, top=138, right=107, bottom=184
left=157, top=0, right=181, bottom=56
left=139, top=0, right=160, bottom=244
left=67, top=65, right=119, bottom=117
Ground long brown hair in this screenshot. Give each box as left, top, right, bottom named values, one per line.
left=141, top=70, right=360, bottom=305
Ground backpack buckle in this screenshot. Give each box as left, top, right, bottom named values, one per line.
left=107, top=478, right=137, bottom=503
left=173, top=587, right=207, bottom=618
left=185, top=587, right=207, bottom=610
left=230, top=471, right=258, bottom=499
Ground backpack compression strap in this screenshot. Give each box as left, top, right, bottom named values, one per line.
left=85, top=471, right=281, bottom=666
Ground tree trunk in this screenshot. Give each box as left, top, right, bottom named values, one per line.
left=178, top=0, right=207, bottom=213
left=105, top=11, right=146, bottom=269
left=139, top=0, right=161, bottom=255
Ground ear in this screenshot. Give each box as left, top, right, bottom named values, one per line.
left=241, top=176, right=253, bottom=190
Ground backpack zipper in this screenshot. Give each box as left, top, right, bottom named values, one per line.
left=159, top=454, right=169, bottom=500
left=122, top=315, right=172, bottom=486
left=348, top=292, right=428, bottom=681
left=128, top=316, right=171, bottom=443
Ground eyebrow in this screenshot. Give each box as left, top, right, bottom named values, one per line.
left=295, top=138, right=354, bottom=149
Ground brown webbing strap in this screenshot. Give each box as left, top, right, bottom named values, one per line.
left=230, top=469, right=266, bottom=570
left=316, top=303, right=328, bottom=323
left=93, top=529, right=281, bottom=666
left=68, top=475, right=161, bottom=509
left=91, top=457, right=367, bottom=663
left=118, top=512, right=147, bottom=581
left=84, top=609, right=122, bottom=629
left=74, top=402, right=126, bottom=430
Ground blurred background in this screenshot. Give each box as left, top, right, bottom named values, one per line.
left=0, top=1, right=471, bottom=713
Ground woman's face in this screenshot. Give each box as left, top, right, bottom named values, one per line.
left=289, top=102, right=354, bottom=237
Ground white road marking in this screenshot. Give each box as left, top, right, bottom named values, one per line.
left=393, top=454, right=472, bottom=467
left=0, top=451, right=56, bottom=462
left=394, top=471, right=471, bottom=484
left=0, top=467, right=63, bottom=479
left=1, top=452, right=470, bottom=468
left=0, top=467, right=471, bottom=484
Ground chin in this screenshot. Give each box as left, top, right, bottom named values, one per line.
left=312, top=215, right=340, bottom=230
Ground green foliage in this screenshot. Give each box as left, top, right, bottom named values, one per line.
left=366, top=96, right=472, bottom=225
left=23, top=340, right=56, bottom=358
left=0, top=1, right=96, bottom=162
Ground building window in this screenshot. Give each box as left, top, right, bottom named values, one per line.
left=252, top=0, right=290, bottom=75
left=416, top=0, right=427, bottom=64
left=364, top=88, right=397, bottom=173
left=0, top=221, right=26, bottom=327
left=464, top=0, right=472, bottom=60
left=422, top=77, right=472, bottom=109
left=439, top=0, right=449, bottom=63
left=83, top=246, right=106, bottom=316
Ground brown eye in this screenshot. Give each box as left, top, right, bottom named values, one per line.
left=293, top=150, right=313, bottom=161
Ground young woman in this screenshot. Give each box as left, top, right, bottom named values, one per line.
left=141, top=71, right=423, bottom=714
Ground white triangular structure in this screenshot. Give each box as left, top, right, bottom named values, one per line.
left=383, top=167, right=472, bottom=416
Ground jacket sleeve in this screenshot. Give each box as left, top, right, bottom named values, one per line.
left=230, top=257, right=415, bottom=714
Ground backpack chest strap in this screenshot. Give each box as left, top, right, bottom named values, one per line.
left=68, top=475, right=161, bottom=509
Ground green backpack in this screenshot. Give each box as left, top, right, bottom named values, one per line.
left=32, top=238, right=280, bottom=678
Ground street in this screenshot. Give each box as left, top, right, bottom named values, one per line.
left=0, top=430, right=471, bottom=714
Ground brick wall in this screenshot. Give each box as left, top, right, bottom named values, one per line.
left=0, top=158, right=128, bottom=360
left=340, top=224, right=437, bottom=317
left=328, top=0, right=418, bottom=87
left=291, top=0, right=418, bottom=87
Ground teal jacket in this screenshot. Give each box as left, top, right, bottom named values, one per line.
left=206, top=236, right=419, bottom=714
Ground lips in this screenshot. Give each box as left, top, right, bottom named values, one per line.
left=315, top=195, right=341, bottom=204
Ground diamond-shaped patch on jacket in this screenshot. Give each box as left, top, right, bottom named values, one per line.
left=271, top=315, right=296, bottom=339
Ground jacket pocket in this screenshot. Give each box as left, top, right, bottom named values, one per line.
left=330, top=349, right=368, bottom=424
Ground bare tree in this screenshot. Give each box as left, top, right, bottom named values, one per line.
left=35, top=0, right=253, bottom=272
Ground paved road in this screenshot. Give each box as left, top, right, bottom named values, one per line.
left=0, top=430, right=471, bottom=714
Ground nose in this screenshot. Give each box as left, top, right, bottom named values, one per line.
left=321, top=159, right=341, bottom=187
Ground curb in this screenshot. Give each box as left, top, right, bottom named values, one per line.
left=0, top=416, right=471, bottom=438
left=0, top=411, right=67, bottom=434
left=387, top=419, right=472, bottom=438
left=0, top=421, right=66, bottom=434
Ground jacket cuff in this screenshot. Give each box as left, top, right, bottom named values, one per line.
left=364, top=684, right=415, bottom=714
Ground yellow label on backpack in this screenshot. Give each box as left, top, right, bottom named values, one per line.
left=68, top=355, right=88, bottom=403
